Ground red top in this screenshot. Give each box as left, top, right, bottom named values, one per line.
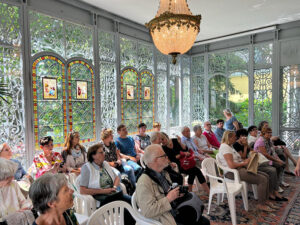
left=203, top=130, right=220, bottom=148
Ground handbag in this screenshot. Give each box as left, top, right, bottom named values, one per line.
left=180, top=149, right=196, bottom=170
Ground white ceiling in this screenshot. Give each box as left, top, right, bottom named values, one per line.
left=81, top=0, right=300, bottom=42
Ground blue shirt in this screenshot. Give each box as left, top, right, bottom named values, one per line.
left=214, top=127, right=225, bottom=143
left=225, top=116, right=237, bottom=130
left=181, top=136, right=200, bottom=157
left=115, top=136, right=136, bottom=157
left=11, top=159, right=26, bottom=181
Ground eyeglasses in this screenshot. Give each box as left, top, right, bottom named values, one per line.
left=97, top=151, right=105, bottom=155
left=156, top=153, right=167, bottom=159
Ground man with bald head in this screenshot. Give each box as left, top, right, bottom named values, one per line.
left=136, top=144, right=210, bottom=225
left=203, top=121, right=220, bottom=149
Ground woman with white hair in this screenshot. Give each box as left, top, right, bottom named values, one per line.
left=223, top=108, right=239, bottom=131
left=29, top=173, right=77, bottom=225
left=0, top=158, right=32, bottom=222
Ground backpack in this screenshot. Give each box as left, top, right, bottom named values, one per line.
left=121, top=174, right=135, bottom=195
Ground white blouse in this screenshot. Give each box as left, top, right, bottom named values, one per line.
left=192, top=135, right=210, bottom=150
left=218, top=143, right=243, bottom=168
left=0, top=180, right=32, bottom=221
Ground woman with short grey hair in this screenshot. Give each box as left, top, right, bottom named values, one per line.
left=150, top=131, right=162, bottom=144
left=0, top=158, right=32, bottom=222
left=29, top=173, right=77, bottom=225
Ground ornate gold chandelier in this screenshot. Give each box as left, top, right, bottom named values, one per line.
left=146, top=0, right=201, bottom=64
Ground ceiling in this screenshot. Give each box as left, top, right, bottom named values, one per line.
left=81, top=0, right=300, bottom=42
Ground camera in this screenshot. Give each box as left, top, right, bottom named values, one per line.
left=170, top=183, right=189, bottom=194
left=59, top=162, right=65, bottom=168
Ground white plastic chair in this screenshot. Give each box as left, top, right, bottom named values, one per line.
left=131, top=192, right=162, bottom=225
left=72, top=175, right=97, bottom=216
left=215, top=153, right=258, bottom=200
left=87, top=200, right=159, bottom=225
left=202, top=158, right=248, bottom=225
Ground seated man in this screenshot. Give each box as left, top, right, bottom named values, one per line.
left=115, top=124, right=142, bottom=178
left=181, top=126, right=208, bottom=167
left=203, top=121, right=220, bottom=149
left=214, top=119, right=225, bottom=143
left=136, top=144, right=210, bottom=225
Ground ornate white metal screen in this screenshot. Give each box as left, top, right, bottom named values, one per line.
left=0, top=2, right=26, bottom=164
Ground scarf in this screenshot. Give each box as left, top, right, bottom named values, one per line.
left=263, top=137, right=276, bottom=156
left=71, top=146, right=82, bottom=158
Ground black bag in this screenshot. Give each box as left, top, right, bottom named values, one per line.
left=172, top=192, right=204, bottom=225
left=121, top=174, right=135, bottom=195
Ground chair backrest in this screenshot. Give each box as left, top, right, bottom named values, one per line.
left=215, top=153, right=241, bottom=183
left=131, top=192, right=162, bottom=224
left=87, top=200, right=159, bottom=225
left=140, top=154, right=146, bottom=168
left=201, top=158, right=222, bottom=187
left=75, top=175, right=81, bottom=191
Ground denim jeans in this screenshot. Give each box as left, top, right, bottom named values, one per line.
left=126, top=160, right=143, bottom=179
left=123, top=164, right=136, bottom=187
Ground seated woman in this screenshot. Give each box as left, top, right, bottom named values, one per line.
left=29, top=173, right=78, bottom=225
left=134, top=123, right=151, bottom=153
left=254, top=127, right=287, bottom=188
left=219, top=131, right=277, bottom=212
left=101, top=128, right=136, bottom=188
left=0, top=143, right=30, bottom=181
left=160, top=132, right=209, bottom=194
left=233, top=129, right=250, bottom=159
left=192, top=125, right=218, bottom=157
left=28, top=136, right=66, bottom=179
left=0, top=158, right=32, bottom=222
left=62, top=131, right=87, bottom=174
left=80, top=143, right=131, bottom=205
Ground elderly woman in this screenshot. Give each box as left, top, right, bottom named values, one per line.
left=254, top=127, right=288, bottom=189
left=161, top=132, right=210, bottom=194
left=28, top=136, right=66, bottom=179
left=218, top=131, right=278, bottom=212
left=0, top=158, right=32, bottom=222
left=101, top=128, right=136, bottom=188
left=80, top=143, right=131, bottom=204
left=134, top=123, right=151, bottom=153
left=223, top=108, right=239, bottom=131
left=29, top=173, right=77, bottom=225
left=62, top=131, right=87, bottom=173
left=193, top=125, right=218, bottom=158
left=0, top=143, right=27, bottom=181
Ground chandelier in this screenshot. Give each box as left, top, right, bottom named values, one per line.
left=146, top=0, right=201, bottom=64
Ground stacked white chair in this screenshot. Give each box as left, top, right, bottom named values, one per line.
left=202, top=158, right=248, bottom=225
left=87, top=200, right=161, bottom=225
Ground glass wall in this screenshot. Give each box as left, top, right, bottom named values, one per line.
left=0, top=2, right=25, bottom=163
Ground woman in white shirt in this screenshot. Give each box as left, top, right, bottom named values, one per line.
left=0, top=158, right=32, bottom=222
left=218, top=131, right=278, bottom=212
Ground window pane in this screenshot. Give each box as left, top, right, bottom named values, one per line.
left=253, top=68, right=272, bottom=125
left=30, top=11, right=64, bottom=56
left=0, top=3, right=25, bottom=164
left=209, top=75, right=227, bottom=123
left=120, top=37, right=137, bottom=68
left=99, top=31, right=116, bottom=62
left=191, top=75, right=204, bottom=125
left=137, top=42, right=153, bottom=71
left=169, top=75, right=180, bottom=127
left=208, top=53, right=227, bottom=75
left=229, top=72, right=249, bottom=126
left=157, top=70, right=167, bottom=130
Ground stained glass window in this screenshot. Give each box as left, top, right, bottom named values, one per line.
left=68, top=60, right=95, bottom=142
left=32, top=56, right=66, bottom=148
left=0, top=3, right=25, bottom=164
left=121, top=68, right=139, bottom=133
left=254, top=43, right=273, bottom=125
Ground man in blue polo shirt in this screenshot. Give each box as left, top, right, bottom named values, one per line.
left=115, top=124, right=142, bottom=178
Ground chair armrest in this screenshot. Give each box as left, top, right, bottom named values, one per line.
left=216, top=164, right=241, bottom=183
left=73, top=192, right=97, bottom=216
